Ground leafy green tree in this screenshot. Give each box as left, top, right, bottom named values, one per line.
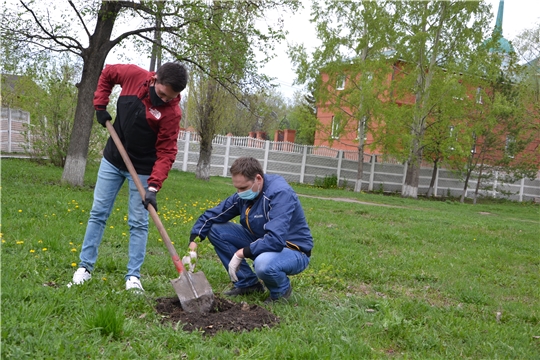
left=388, top=0, right=492, bottom=198
left=1, top=54, right=107, bottom=166
left=450, top=39, right=539, bottom=204
left=290, top=0, right=395, bottom=192
left=1, top=0, right=296, bottom=186
left=286, top=92, right=318, bottom=145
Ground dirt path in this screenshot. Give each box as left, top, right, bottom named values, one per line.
left=298, top=194, right=417, bottom=209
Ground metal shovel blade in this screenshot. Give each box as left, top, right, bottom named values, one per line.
left=171, top=271, right=214, bottom=313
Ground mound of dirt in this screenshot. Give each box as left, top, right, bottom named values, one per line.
left=155, top=296, right=280, bottom=336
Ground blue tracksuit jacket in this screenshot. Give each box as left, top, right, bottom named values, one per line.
left=190, top=174, right=313, bottom=259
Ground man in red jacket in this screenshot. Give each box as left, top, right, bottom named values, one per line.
left=70, top=62, right=188, bottom=291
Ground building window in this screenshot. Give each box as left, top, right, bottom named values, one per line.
left=331, top=116, right=340, bottom=139
left=505, top=135, right=516, bottom=158
left=336, top=75, right=346, bottom=90
left=476, top=87, right=483, bottom=104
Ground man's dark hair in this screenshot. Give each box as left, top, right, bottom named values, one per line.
left=230, top=157, right=264, bottom=181
left=155, top=62, right=188, bottom=93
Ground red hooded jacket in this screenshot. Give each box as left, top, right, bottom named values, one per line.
left=93, top=64, right=181, bottom=190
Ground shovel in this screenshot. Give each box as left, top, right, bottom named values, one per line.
left=105, top=121, right=214, bottom=313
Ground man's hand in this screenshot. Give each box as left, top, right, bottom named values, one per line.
left=228, top=253, right=243, bottom=282
left=143, top=189, right=158, bottom=211
left=182, top=250, right=197, bottom=272
left=95, top=110, right=112, bottom=127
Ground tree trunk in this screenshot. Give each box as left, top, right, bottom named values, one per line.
left=473, top=161, right=485, bottom=205
left=426, top=159, right=438, bottom=197
left=354, top=143, right=364, bottom=192
left=195, top=138, right=212, bottom=181
left=460, top=167, right=472, bottom=203
left=402, top=156, right=420, bottom=198
left=61, top=59, right=104, bottom=186
left=196, top=78, right=218, bottom=181
left=61, top=1, right=120, bottom=186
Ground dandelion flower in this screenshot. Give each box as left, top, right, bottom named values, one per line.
left=102, top=277, right=107, bottom=281
left=16, top=241, right=24, bottom=245
left=71, top=262, right=77, bottom=267
left=71, top=248, right=77, bottom=252
left=18, top=210, right=23, bottom=213
left=42, top=248, right=48, bottom=251
left=30, top=249, right=35, bottom=253
left=110, top=226, right=114, bottom=229
left=38, top=240, right=43, bottom=243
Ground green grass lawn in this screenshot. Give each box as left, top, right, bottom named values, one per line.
left=2, top=158, right=539, bottom=359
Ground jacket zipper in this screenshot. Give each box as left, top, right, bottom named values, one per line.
left=245, top=205, right=254, bottom=234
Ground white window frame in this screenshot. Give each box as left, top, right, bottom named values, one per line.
left=505, top=135, right=515, bottom=158
left=336, top=75, right=346, bottom=91
left=476, top=87, right=483, bottom=104
left=331, top=116, right=340, bottom=139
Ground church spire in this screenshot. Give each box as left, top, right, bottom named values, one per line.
left=495, top=0, right=504, bottom=34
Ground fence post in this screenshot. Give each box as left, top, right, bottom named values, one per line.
left=182, top=131, right=190, bottom=172
left=434, top=167, right=439, bottom=197
left=336, top=150, right=343, bottom=185
left=26, top=111, right=31, bottom=152
left=519, top=177, right=525, bottom=202
left=300, top=145, right=307, bottom=184
left=368, top=154, right=376, bottom=191
left=263, top=140, right=270, bottom=173
left=223, top=135, right=231, bottom=177
left=492, top=171, right=498, bottom=198
left=7, top=107, right=12, bottom=152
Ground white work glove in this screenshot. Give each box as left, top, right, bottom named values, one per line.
left=228, top=254, right=243, bottom=282
left=182, top=251, right=197, bottom=272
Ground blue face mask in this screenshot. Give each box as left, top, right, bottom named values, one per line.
left=238, top=181, right=260, bottom=200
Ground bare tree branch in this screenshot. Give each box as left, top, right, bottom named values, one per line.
left=68, top=0, right=90, bottom=39
left=19, top=0, right=84, bottom=52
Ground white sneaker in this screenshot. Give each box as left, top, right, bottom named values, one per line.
left=72, top=267, right=91, bottom=285
left=126, top=276, right=144, bottom=292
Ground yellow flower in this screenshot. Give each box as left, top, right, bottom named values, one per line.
left=102, top=277, right=107, bottom=281
left=1, top=240, right=5, bottom=243
left=69, top=242, right=73, bottom=245
left=42, top=248, right=48, bottom=251
left=122, top=233, right=127, bottom=236
left=71, top=262, right=77, bottom=267
left=30, top=249, right=35, bottom=253
left=38, top=240, right=43, bottom=243
left=18, top=209, right=23, bottom=213
left=110, top=226, right=114, bottom=229
left=71, top=248, right=77, bottom=252
left=16, top=241, right=24, bottom=245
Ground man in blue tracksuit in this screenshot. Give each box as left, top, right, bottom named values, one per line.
left=188, top=157, right=313, bottom=302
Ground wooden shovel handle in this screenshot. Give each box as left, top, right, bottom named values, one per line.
left=105, top=121, right=185, bottom=275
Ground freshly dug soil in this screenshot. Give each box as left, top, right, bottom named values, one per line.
left=155, top=295, right=280, bottom=336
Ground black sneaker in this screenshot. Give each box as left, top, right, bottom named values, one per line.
left=264, top=285, right=292, bottom=304
left=223, top=282, right=265, bottom=296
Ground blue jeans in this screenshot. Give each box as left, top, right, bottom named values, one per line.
left=208, top=222, right=311, bottom=299
left=79, top=158, right=150, bottom=280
